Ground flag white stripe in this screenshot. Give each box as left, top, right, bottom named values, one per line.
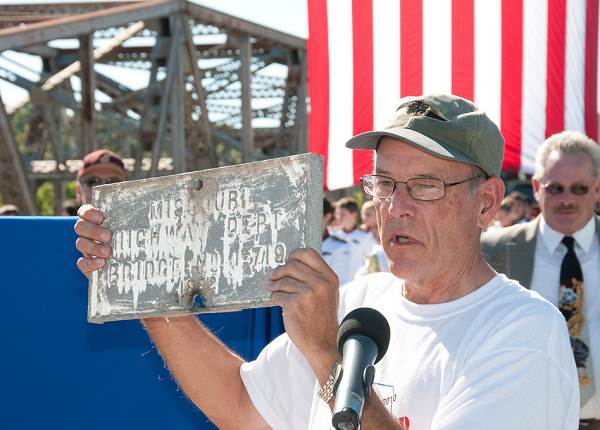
left=564, top=0, right=586, bottom=132
left=422, top=0, right=452, bottom=95
left=474, top=0, right=502, bottom=128
left=373, top=0, right=401, bottom=130
left=312, top=0, right=597, bottom=188
left=521, top=0, right=548, bottom=174
left=326, top=0, right=355, bottom=190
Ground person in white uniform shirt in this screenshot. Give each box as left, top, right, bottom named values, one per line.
left=360, top=199, right=380, bottom=242
left=354, top=200, right=391, bottom=277
left=322, top=197, right=353, bottom=286
left=331, top=197, right=379, bottom=278
left=482, top=130, right=600, bottom=430
left=75, top=94, right=578, bottom=429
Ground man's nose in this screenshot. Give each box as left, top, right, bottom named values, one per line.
left=388, top=183, right=416, bottom=218
left=557, top=188, right=577, bottom=203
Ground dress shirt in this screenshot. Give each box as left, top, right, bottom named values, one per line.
left=530, top=216, right=600, bottom=419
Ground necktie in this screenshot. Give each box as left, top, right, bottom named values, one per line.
left=558, top=236, right=595, bottom=404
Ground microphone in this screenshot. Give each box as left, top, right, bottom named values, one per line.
left=332, top=307, right=391, bottom=430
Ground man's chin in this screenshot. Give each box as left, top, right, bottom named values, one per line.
left=548, top=211, right=587, bottom=234
left=388, top=261, right=419, bottom=281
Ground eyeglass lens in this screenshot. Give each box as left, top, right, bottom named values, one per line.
left=545, top=183, right=590, bottom=196
left=361, top=175, right=445, bottom=201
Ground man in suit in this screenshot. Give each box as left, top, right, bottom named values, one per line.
left=482, top=130, right=600, bottom=429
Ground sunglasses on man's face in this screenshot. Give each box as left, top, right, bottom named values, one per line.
left=541, top=182, right=591, bottom=196
left=80, top=176, right=122, bottom=188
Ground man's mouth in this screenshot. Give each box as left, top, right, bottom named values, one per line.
left=392, top=234, right=413, bottom=245
left=555, top=206, right=578, bottom=215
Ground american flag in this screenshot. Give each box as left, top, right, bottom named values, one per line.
left=307, top=0, right=599, bottom=190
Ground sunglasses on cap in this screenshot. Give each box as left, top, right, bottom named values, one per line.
left=80, top=176, right=123, bottom=188
left=541, top=182, right=591, bottom=196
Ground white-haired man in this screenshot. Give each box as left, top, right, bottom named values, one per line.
left=482, top=130, right=600, bottom=429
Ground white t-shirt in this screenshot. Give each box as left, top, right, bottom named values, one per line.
left=330, top=228, right=378, bottom=279
left=240, top=273, right=579, bottom=430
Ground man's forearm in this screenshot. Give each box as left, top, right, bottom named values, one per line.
left=143, top=316, right=267, bottom=429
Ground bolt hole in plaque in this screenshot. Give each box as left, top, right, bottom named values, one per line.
left=192, top=178, right=204, bottom=191
left=88, top=154, right=323, bottom=323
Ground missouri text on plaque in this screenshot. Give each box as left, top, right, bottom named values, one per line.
left=88, top=154, right=323, bottom=323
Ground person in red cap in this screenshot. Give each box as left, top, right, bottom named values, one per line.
left=76, top=149, right=127, bottom=205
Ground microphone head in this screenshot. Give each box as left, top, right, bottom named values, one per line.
left=336, top=307, right=391, bottom=364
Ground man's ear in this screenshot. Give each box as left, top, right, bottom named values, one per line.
left=477, top=176, right=505, bottom=229
left=531, top=177, right=541, bottom=203
left=592, top=177, right=600, bottom=207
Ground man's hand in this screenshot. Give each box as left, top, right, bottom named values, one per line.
left=267, top=248, right=340, bottom=365
left=74, top=204, right=113, bottom=276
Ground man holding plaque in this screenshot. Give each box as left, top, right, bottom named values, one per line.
left=75, top=94, right=578, bottom=429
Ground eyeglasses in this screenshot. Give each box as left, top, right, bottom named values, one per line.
left=80, top=176, right=123, bottom=188
left=360, top=174, right=485, bottom=201
left=541, top=182, right=591, bottom=196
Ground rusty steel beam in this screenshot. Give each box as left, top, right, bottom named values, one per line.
left=79, top=34, right=97, bottom=153
left=0, top=0, right=181, bottom=51
left=170, top=17, right=185, bottom=173
left=149, top=20, right=182, bottom=177
left=235, top=33, right=254, bottom=163
left=181, top=14, right=216, bottom=167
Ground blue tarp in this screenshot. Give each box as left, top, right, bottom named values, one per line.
left=0, top=216, right=284, bottom=429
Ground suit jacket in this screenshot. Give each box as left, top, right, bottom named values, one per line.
left=480, top=215, right=600, bottom=289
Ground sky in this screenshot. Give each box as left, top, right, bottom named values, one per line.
left=0, top=0, right=308, bottom=105
left=0, top=0, right=308, bottom=37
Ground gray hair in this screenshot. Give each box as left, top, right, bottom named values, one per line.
left=534, top=131, right=600, bottom=179
left=467, top=166, right=488, bottom=199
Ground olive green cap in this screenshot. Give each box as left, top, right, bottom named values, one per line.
left=345, top=94, right=505, bottom=177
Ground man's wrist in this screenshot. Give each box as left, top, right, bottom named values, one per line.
left=318, top=361, right=342, bottom=403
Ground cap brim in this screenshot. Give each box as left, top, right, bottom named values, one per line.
left=78, top=163, right=127, bottom=180
left=345, top=128, right=475, bottom=166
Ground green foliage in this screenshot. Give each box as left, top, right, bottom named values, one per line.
left=35, top=182, right=55, bottom=215
left=65, top=181, right=77, bottom=200
left=9, top=104, right=31, bottom=153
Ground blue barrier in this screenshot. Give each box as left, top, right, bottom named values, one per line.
left=0, top=216, right=284, bottom=429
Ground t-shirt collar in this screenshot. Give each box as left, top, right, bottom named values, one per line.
left=539, top=215, right=596, bottom=254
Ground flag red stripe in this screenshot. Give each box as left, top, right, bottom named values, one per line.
left=585, top=0, right=599, bottom=142
left=500, top=0, right=523, bottom=172
left=452, top=0, right=475, bottom=101
left=352, top=0, right=374, bottom=183
left=400, top=0, right=423, bottom=97
left=307, top=0, right=330, bottom=188
left=545, top=0, right=567, bottom=137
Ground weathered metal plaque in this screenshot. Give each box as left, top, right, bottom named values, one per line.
left=88, top=154, right=323, bottom=323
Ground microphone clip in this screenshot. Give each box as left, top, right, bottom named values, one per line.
left=362, top=364, right=376, bottom=398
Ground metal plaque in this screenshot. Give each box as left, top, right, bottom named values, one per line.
left=88, top=154, right=323, bottom=323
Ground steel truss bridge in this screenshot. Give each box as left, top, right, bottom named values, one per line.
left=0, top=0, right=307, bottom=213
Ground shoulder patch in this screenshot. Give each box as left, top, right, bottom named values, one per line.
left=331, top=235, right=347, bottom=244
